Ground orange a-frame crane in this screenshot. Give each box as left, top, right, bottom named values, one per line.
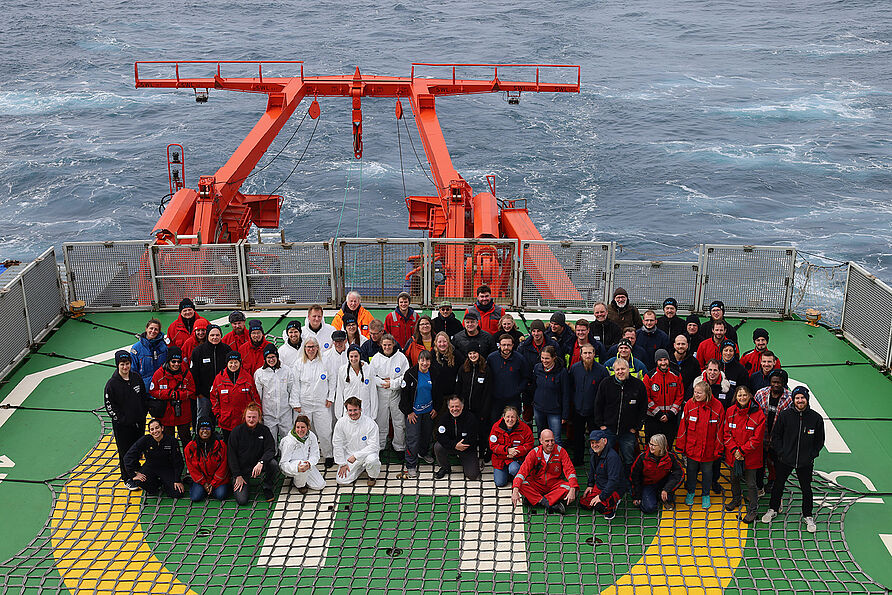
left=135, top=61, right=582, bottom=300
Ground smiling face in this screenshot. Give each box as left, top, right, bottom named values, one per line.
left=477, top=290, right=491, bottom=307
left=448, top=397, right=463, bottom=418
left=250, top=328, right=264, bottom=342
left=307, top=309, right=323, bottom=329
left=180, top=307, right=195, bottom=320
left=575, top=324, right=588, bottom=341
left=346, top=293, right=360, bottom=310
left=145, top=322, right=161, bottom=340
left=794, top=393, right=808, bottom=411
left=348, top=350, right=361, bottom=368
left=705, top=362, right=721, bottom=383
left=287, top=327, right=301, bottom=343
left=503, top=408, right=517, bottom=428
left=346, top=403, right=362, bottom=421
left=435, top=334, right=449, bottom=353
left=265, top=352, right=278, bottom=367
left=614, top=294, right=627, bottom=308
left=418, top=319, right=432, bottom=336
left=148, top=420, right=164, bottom=441
left=540, top=430, right=555, bottom=453
left=463, top=317, right=479, bottom=333
left=593, top=304, right=608, bottom=322
left=208, top=328, right=222, bottom=344
left=294, top=420, right=309, bottom=438
left=613, top=359, right=629, bottom=381
left=673, top=334, right=688, bottom=356
left=499, top=337, right=513, bottom=357
left=663, top=304, right=677, bottom=318
left=643, top=312, right=657, bottom=329
left=381, top=338, right=395, bottom=356
left=227, top=359, right=240, bottom=372
left=244, top=409, right=260, bottom=428
left=398, top=296, right=410, bottom=311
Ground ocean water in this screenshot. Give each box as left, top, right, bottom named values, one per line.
left=1, top=0, right=890, bottom=285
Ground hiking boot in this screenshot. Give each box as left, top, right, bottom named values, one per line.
left=761, top=509, right=778, bottom=524
left=725, top=500, right=741, bottom=512
left=549, top=501, right=567, bottom=515
left=406, top=467, right=418, bottom=479
left=711, top=483, right=723, bottom=495
left=742, top=510, right=758, bottom=523
left=435, top=467, right=450, bottom=479
left=421, top=454, right=435, bottom=465
left=263, top=488, right=275, bottom=502
left=804, top=516, right=817, bottom=533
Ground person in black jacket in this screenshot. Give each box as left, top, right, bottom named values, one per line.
left=228, top=403, right=279, bottom=505
left=670, top=334, right=701, bottom=402
left=432, top=301, right=463, bottom=338
left=593, top=358, right=648, bottom=470
left=545, top=311, right=575, bottom=361
left=762, top=386, right=825, bottom=533
left=451, top=311, right=495, bottom=361
left=656, top=298, right=686, bottom=341
left=124, top=418, right=186, bottom=498
left=434, top=396, right=480, bottom=480
left=399, top=351, right=439, bottom=477
left=189, top=325, right=232, bottom=424
left=590, top=302, right=622, bottom=349
left=720, top=341, right=750, bottom=395
left=487, top=335, right=531, bottom=420
left=105, top=350, right=148, bottom=489
left=684, top=315, right=703, bottom=358
left=456, top=347, right=491, bottom=461
left=568, top=345, right=609, bottom=464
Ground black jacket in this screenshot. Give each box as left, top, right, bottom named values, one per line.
left=569, top=360, right=609, bottom=417
left=545, top=325, right=575, bottom=360
left=456, top=362, right=491, bottom=418
left=436, top=409, right=479, bottom=450
left=593, top=375, right=647, bottom=434
left=190, top=340, right=233, bottom=397
left=589, top=319, right=622, bottom=349
left=670, top=355, right=702, bottom=401
left=399, top=366, right=441, bottom=416
left=635, top=327, right=671, bottom=370
left=771, top=405, right=825, bottom=468
left=124, top=434, right=183, bottom=476
left=452, top=329, right=495, bottom=361
left=721, top=357, right=750, bottom=395
left=656, top=315, right=686, bottom=341
left=227, top=422, right=277, bottom=478
left=432, top=313, right=463, bottom=339
left=432, top=353, right=460, bottom=398
left=104, top=371, right=147, bottom=428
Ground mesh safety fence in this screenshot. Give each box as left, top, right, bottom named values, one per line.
left=700, top=245, right=796, bottom=317
left=519, top=241, right=612, bottom=312
left=611, top=260, right=701, bottom=312
left=244, top=242, right=334, bottom=307
left=841, top=263, right=892, bottom=367
left=1, top=411, right=888, bottom=595
left=337, top=239, right=426, bottom=305
left=63, top=241, right=154, bottom=310
left=153, top=244, right=243, bottom=309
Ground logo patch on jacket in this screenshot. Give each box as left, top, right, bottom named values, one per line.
left=395, top=367, right=401, bottom=373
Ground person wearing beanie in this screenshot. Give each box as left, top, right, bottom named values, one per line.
left=238, top=319, right=272, bottom=377
left=105, top=349, right=149, bottom=489
left=723, top=386, right=766, bottom=523
left=386, top=292, right=419, bottom=349
left=636, top=310, right=671, bottom=370
left=181, top=318, right=209, bottom=369
left=123, top=418, right=186, bottom=498
left=333, top=345, right=377, bottom=421
left=190, top=324, right=233, bottom=425
left=210, top=351, right=260, bottom=441
left=544, top=311, right=574, bottom=360
left=699, top=300, right=738, bottom=344
left=184, top=419, right=231, bottom=502
left=607, top=287, right=644, bottom=331
left=279, top=415, right=326, bottom=493
left=642, top=348, right=684, bottom=448
left=464, top=284, right=506, bottom=336
left=603, top=337, right=648, bottom=380
left=279, top=319, right=304, bottom=371
left=149, top=346, right=197, bottom=449
left=590, top=302, right=622, bottom=349
left=130, top=318, right=168, bottom=394
left=452, top=310, right=495, bottom=361
left=432, top=300, right=463, bottom=339
left=223, top=310, right=250, bottom=351
left=254, top=344, right=297, bottom=445
left=167, top=298, right=208, bottom=350
left=342, top=313, right=367, bottom=348
left=656, top=298, right=686, bottom=341
left=720, top=340, right=750, bottom=394
left=753, top=368, right=792, bottom=494
left=683, top=314, right=704, bottom=356
left=762, top=386, right=824, bottom=533
left=740, top=328, right=782, bottom=375
left=331, top=291, right=375, bottom=338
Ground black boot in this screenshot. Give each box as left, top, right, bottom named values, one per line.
left=325, top=457, right=335, bottom=469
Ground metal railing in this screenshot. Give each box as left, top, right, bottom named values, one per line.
left=0, top=248, right=64, bottom=381
left=841, top=263, right=892, bottom=367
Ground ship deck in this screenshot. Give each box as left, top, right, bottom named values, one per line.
left=1, top=309, right=891, bottom=594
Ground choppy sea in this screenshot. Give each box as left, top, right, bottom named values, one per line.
left=1, top=0, right=890, bottom=285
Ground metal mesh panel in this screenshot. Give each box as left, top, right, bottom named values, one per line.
left=431, top=239, right=517, bottom=307
left=0, top=279, right=30, bottom=378
left=612, top=260, right=700, bottom=311
left=245, top=242, right=334, bottom=307
left=519, top=241, right=611, bottom=312
left=841, top=263, right=892, bottom=366
left=153, top=244, right=242, bottom=309
left=22, top=248, right=63, bottom=342
left=701, top=245, right=795, bottom=316
left=337, top=239, right=425, bottom=305
left=63, top=241, right=154, bottom=310
left=790, top=254, right=848, bottom=328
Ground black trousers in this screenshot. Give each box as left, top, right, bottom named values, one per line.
left=233, top=458, right=280, bottom=505
left=134, top=463, right=186, bottom=498
left=112, top=421, right=144, bottom=481
left=570, top=411, right=597, bottom=464
left=644, top=414, right=677, bottom=449
left=770, top=460, right=814, bottom=517
left=434, top=442, right=480, bottom=479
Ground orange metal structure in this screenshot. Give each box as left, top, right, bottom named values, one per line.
left=135, top=61, right=583, bottom=300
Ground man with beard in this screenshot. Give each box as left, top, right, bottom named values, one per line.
left=656, top=298, right=686, bottom=341
left=643, top=349, right=683, bottom=447
left=239, top=319, right=272, bottom=377
left=465, top=284, right=506, bottom=336
left=332, top=291, right=375, bottom=338
left=167, top=298, right=207, bottom=350
left=669, top=334, right=701, bottom=402
left=607, top=287, right=643, bottom=330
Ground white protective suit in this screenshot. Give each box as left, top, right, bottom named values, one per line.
left=322, top=347, right=348, bottom=403
left=303, top=319, right=336, bottom=353
left=370, top=350, right=410, bottom=451
left=279, top=430, right=326, bottom=490
left=293, top=356, right=333, bottom=458
left=254, top=364, right=296, bottom=445
left=334, top=361, right=377, bottom=422
left=332, top=413, right=381, bottom=484
left=279, top=339, right=304, bottom=371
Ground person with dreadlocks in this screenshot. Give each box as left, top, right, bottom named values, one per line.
left=239, top=319, right=272, bottom=378
left=167, top=298, right=207, bottom=350
left=279, top=415, right=325, bottom=493
left=333, top=345, right=377, bottom=421
left=254, top=344, right=297, bottom=445
left=150, top=346, right=196, bottom=449
left=184, top=418, right=230, bottom=502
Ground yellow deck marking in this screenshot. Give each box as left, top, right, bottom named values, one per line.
left=50, top=435, right=195, bottom=594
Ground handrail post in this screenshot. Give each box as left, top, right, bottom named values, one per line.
left=175, top=63, right=180, bottom=84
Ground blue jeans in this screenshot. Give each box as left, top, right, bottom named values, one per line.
left=190, top=481, right=230, bottom=502
left=604, top=429, right=637, bottom=468
left=493, top=461, right=521, bottom=487
left=534, top=409, right=563, bottom=445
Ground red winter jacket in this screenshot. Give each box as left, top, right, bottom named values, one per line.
left=466, top=302, right=506, bottom=336
left=167, top=313, right=208, bottom=350
left=513, top=444, right=579, bottom=490
left=149, top=365, right=196, bottom=427
left=385, top=308, right=419, bottom=349
left=676, top=396, right=724, bottom=462
left=488, top=419, right=534, bottom=470
left=223, top=328, right=250, bottom=352
left=210, top=369, right=261, bottom=431
left=643, top=368, right=684, bottom=418
left=184, top=437, right=230, bottom=488
left=739, top=349, right=782, bottom=375
left=723, top=401, right=766, bottom=469
left=239, top=339, right=272, bottom=378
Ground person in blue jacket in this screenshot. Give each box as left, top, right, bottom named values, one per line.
left=531, top=346, right=571, bottom=445
left=568, top=344, right=609, bottom=464
left=131, top=318, right=168, bottom=392
left=579, top=429, right=625, bottom=519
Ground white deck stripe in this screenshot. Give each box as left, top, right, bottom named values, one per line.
left=880, top=534, right=892, bottom=558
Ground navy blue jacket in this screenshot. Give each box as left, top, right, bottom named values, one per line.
left=587, top=446, right=625, bottom=496
left=545, top=324, right=575, bottom=360
left=531, top=363, right=571, bottom=418
left=486, top=350, right=530, bottom=406
left=635, top=327, right=671, bottom=370
left=569, top=360, right=609, bottom=417
left=606, top=342, right=649, bottom=365
left=517, top=335, right=561, bottom=378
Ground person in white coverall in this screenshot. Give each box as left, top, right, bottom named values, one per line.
left=332, top=397, right=381, bottom=486
left=279, top=415, right=326, bottom=493
left=322, top=330, right=349, bottom=403
left=333, top=345, right=377, bottom=422
left=370, top=334, right=409, bottom=453
left=253, top=345, right=296, bottom=445
left=303, top=304, right=336, bottom=353
left=279, top=320, right=304, bottom=370
left=293, top=338, right=335, bottom=468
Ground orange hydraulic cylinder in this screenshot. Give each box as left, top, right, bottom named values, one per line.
left=472, top=192, right=499, bottom=238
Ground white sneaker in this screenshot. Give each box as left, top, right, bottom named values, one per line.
left=761, top=509, right=778, bottom=524
left=407, top=467, right=418, bottom=479
left=804, top=517, right=817, bottom=533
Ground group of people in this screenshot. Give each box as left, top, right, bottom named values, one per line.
left=104, top=287, right=825, bottom=532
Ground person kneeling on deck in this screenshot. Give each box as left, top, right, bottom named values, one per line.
left=629, top=433, right=683, bottom=514
left=229, top=403, right=279, bottom=504
left=580, top=430, right=625, bottom=519
left=184, top=419, right=231, bottom=502
left=511, top=429, right=578, bottom=515
left=762, top=386, right=824, bottom=534
left=124, top=418, right=186, bottom=498
left=332, top=397, right=381, bottom=486
left=434, top=395, right=481, bottom=480
left=280, top=415, right=326, bottom=493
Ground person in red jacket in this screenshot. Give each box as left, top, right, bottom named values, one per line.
left=676, top=380, right=725, bottom=510
left=629, top=433, right=684, bottom=513
left=723, top=386, right=766, bottom=523
left=385, top=292, right=418, bottom=349
left=511, top=429, right=579, bottom=514
left=696, top=319, right=737, bottom=370
left=211, top=352, right=261, bottom=441
left=239, top=319, right=272, bottom=377
left=740, top=328, right=782, bottom=375
left=149, top=347, right=196, bottom=449
left=181, top=318, right=208, bottom=368
left=166, top=298, right=208, bottom=350
left=223, top=310, right=250, bottom=351
left=643, top=349, right=684, bottom=447
left=489, top=405, right=534, bottom=487
left=465, top=284, right=506, bottom=336
left=184, top=419, right=231, bottom=502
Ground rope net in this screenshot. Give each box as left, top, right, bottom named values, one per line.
left=0, top=412, right=888, bottom=594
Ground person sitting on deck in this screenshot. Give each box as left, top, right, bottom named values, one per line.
left=434, top=396, right=481, bottom=480
left=511, top=429, right=578, bottom=515
left=385, top=292, right=418, bottom=349
left=223, top=310, right=249, bottom=351
left=489, top=405, right=533, bottom=487
left=580, top=429, right=626, bottom=519
left=629, top=433, right=683, bottom=513
left=723, top=386, right=765, bottom=523
left=167, top=298, right=208, bottom=350
left=465, top=284, right=506, bottom=336
left=607, top=287, right=643, bottom=330
left=228, top=403, right=279, bottom=504
left=332, top=291, right=375, bottom=338
left=238, top=319, right=272, bottom=377
left=184, top=418, right=230, bottom=502
left=740, top=327, right=782, bottom=376
left=279, top=415, right=326, bottom=494
left=636, top=310, right=671, bottom=370
left=332, top=397, right=381, bottom=486
left=124, top=418, right=186, bottom=498
left=432, top=301, right=463, bottom=339
left=656, top=298, right=686, bottom=341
